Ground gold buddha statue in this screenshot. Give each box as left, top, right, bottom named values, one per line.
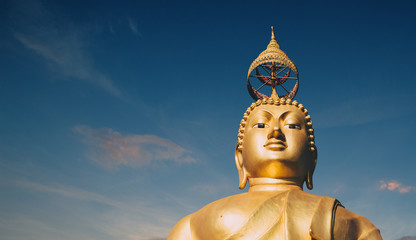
left=168, top=28, right=382, bottom=240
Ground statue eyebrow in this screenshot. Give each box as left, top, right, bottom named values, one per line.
left=249, top=109, right=273, bottom=122
left=280, top=110, right=305, bottom=121
left=279, top=111, right=291, bottom=121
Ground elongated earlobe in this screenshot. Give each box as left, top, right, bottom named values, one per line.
left=306, top=148, right=317, bottom=190
left=235, top=145, right=247, bottom=189
left=306, top=170, right=313, bottom=190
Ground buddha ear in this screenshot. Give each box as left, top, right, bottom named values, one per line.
left=235, top=145, right=247, bottom=189
left=306, top=147, right=317, bottom=190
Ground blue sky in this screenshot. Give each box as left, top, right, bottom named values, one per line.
left=1, top=0, right=416, bottom=239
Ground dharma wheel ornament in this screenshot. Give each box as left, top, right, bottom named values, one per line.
left=247, top=26, right=299, bottom=100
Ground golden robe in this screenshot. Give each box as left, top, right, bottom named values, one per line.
left=168, top=189, right=382, bottom=240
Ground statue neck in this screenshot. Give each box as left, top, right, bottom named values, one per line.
left=248, top=177, right=303, bottom=192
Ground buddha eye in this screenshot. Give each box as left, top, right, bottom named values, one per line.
left=253, top=123, right=268, bottom=128
left=286, top=124, right=301, bottom=130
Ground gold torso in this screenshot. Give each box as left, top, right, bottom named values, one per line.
left=172, top=186, right=337, bottom=240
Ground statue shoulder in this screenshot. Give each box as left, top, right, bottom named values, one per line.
left=334, top=206, right=382, bottom=240
left=167, top=193, right=247, bottom=240
left=189, top=193, right=256, bottom=239
left=285, top=190, right=338, bottom=240
left=167, top=213, right=193, bottom=240
left=290, top=190, right=383, bottom=240
left=168, top=192, right=277, bottom=240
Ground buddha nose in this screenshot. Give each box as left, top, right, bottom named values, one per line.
left=268, top=125, right=284, bottom=139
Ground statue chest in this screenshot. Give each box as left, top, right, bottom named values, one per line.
left=189, top=190, right=335, bottom=240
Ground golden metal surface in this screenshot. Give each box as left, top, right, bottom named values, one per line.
left=247, top=27, right=298, bottom=80
left=168, top=29, right=382, bottom=240
left=236, top=100, right=316, bottom=190
left=247, top=27, right=299, bottom=100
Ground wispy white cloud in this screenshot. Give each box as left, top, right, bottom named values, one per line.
left=189, top=183, right=217, bottom=194
left=188, top=177, right=235, bottom=196
left=313, top=94, right=414, bottom=129
left=74, top=125, right=195, bottom=169
left=395, top=237, right=416, bottom=240
left=16, top=180, right=178, bottom=220
left=379, top=180, right=416, bottom=194
left=14, top=180, right=173, bottom=240
left=0, top=215, right=76, bottom=240
left=11, top=1, right=122, bottom=97
left=109, top=23, right=115, bottom=34
left=17, top=180, right=124, bottom=209
left=128, top=18, right=142, bottom=37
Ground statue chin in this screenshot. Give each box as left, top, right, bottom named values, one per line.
left=247, top=160, right=307, bottom=181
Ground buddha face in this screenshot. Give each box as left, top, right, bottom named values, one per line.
left=236, top=104, right=315, bottom=185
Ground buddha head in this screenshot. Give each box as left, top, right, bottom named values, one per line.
left=235, top=97, right=317, bottom=190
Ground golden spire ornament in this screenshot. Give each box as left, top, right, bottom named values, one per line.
left=247, top=26, right=299, bottom=100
